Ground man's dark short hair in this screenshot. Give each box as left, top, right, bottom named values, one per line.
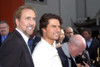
left=39, top=13, right=63, bottom=36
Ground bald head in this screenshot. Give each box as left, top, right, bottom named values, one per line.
left=64, top=27, right=74, bottom=38
left=68, top=34, right=86, bottom=58
left=69, top=34, right=86, bottom=47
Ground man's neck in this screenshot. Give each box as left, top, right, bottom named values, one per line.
left=86, top=38, right=91, bottom=42
left=43, top=37, right=54, bottom=46
left=1, top=34, right=8, bottom=37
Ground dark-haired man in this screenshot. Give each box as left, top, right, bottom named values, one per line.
left=82, top=29, right=100, bottom=67
left=32, top=13, right=63, bottom=67
left=63, top=27, right=74, bottom=43
left=0, top=5, right=36, bottom=67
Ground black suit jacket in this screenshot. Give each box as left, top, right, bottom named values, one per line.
left=0, top=30, right=34, bottom=67
left=57, top=47, right=77, bottom=67
left=86, top=38, right=100, bottom=60
left=0, top=35, right=1, bottom=47
left=62, top=36, right=69, bottom=43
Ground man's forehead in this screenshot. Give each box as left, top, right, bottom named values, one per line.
left=0, top=23, right=7, bottom=27
left=48, top=20, right=60, bottom=25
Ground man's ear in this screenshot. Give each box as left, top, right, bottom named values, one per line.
left=16, top=19, right=19, bottom=26
left=42, top=28, right=46, bottom=33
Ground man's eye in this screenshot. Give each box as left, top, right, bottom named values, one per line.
left=52, top=25, right=56, bottom=27
left=26, top=17, right=30, bottom=20
left=33, top=18, right=36, bottom=21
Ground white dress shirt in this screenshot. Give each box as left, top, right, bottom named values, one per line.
left=32, top=38, right=62, bottom=67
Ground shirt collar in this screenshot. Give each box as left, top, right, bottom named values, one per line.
left=61, top=43, right=70, bottom=57
left=15, top=28, right=29, bottom=45
left=1, top=34, right=8, bottom=38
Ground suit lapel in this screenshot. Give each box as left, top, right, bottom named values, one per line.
left=14, top=30, right=32, bottom=54
left=15, top=30, right=34, bottom=66
left=70, top=55, right=77, bottom=67
left=61, top=43, right=70, bottom=58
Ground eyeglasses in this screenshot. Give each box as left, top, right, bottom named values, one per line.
left=65, top=32, right=73, bottom=34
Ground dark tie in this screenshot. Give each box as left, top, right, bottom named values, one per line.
left=28, top=38, right=34, bottom=52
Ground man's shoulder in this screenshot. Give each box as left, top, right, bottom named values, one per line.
left=0, top=35, right=1, bottom=39
left=57, top=47, right=65, bottom=55
left=4, top=30, right=24, bottom=44
left=92, top=38, right=100, bottom=46
left=34, top=36, right=41, bottom=43
left=57, top=46, right=62, bottom=51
